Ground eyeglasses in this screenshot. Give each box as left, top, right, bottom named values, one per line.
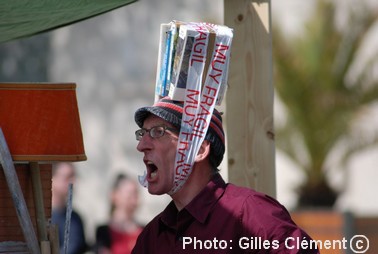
left=135, top=126, right=177, bottom=141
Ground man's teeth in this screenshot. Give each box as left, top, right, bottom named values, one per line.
left=146, top=161, right=157, bottom=179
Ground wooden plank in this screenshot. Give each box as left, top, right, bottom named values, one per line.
left=0, top=128, right=41, bottom=254
left=0, top=241, right=29, bottom=253
left=224, top=0, right=276, bottom=197
left=30, top=162, right=48, bottom=242
left=47, top=224, right=59, bottom=254
left=40, top=241, right=51, bottom=254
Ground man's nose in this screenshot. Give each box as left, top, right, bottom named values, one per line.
left=136, top=134, right=152, bottom=152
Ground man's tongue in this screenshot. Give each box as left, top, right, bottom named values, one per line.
left=151, top=171, right=157, bottom=179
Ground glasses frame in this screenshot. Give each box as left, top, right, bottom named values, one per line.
left=135, top=125, right=177, bottom=141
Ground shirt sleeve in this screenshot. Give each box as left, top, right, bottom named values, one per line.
left=239, top=193, right=320, bottom=254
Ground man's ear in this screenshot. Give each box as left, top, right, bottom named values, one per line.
left=195, top=140, right=210, bottom=162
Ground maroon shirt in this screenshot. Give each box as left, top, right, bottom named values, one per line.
left=132, top=174, right=319, bottom=254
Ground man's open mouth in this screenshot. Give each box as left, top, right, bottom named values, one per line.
left=146, top=161, right=158, bottom=179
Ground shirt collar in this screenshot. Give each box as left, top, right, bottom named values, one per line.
left=160, top=173, right=226, bottom=229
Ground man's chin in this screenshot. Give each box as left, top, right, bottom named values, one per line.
left=147, top=187, right=166, bottom=195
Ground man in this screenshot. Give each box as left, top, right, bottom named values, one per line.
left=52, top=162, right=88, bottom=254
left=131, top=97, right=319, bottom=253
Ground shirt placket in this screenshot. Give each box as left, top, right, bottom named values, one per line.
left=174, top=210, right=195, bottom=253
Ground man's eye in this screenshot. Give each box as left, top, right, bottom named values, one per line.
left=152, top=128, right=164, bottom=136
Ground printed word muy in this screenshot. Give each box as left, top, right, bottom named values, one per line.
left=170, top=38, right=230, bottom=193
left=174, top=87, right=217, bottom=175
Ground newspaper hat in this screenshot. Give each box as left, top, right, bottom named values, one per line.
left=135, top=96, right=225, bottom=167
left=136, top=21, right=232, bottom=194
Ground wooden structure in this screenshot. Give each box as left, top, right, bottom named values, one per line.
left=0, top=83, right=86, bottom=253
left=224, top=0, right=275, bottom=197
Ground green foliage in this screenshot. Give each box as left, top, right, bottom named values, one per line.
left=273, top=0, right=378, bottom=207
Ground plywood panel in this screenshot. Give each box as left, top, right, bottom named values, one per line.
left=0, top=164, right=52, bottom=242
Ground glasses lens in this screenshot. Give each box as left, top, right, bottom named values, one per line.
left=135, top=129, right=144, bottom=141
left=150, top=126, right=165, bottom=138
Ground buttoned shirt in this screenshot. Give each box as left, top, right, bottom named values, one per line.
left=132, top=174, right=319, bottom=254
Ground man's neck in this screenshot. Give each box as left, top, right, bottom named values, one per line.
left=171, top=165, right=213, bottom=211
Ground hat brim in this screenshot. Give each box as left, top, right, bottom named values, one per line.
left=134, top=106, right=182, bottom=129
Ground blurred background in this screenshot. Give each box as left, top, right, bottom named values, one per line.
left=1, top=0, right=378, bottom=250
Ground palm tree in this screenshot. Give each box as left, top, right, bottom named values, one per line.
left=273, top=0, right=378, bottom=208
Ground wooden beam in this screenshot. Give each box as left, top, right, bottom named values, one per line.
left=30, top=162, right=49, bottom=247
left=224, top=0, right=276, bottom=197
left=48, top=223, right=60, bottom=254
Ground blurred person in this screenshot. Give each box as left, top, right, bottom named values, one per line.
left=52, top=162, right=88, bottom=254
left=95, top=173, right=143, bottom=254
left=131, top=97, right=320, bottom=253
